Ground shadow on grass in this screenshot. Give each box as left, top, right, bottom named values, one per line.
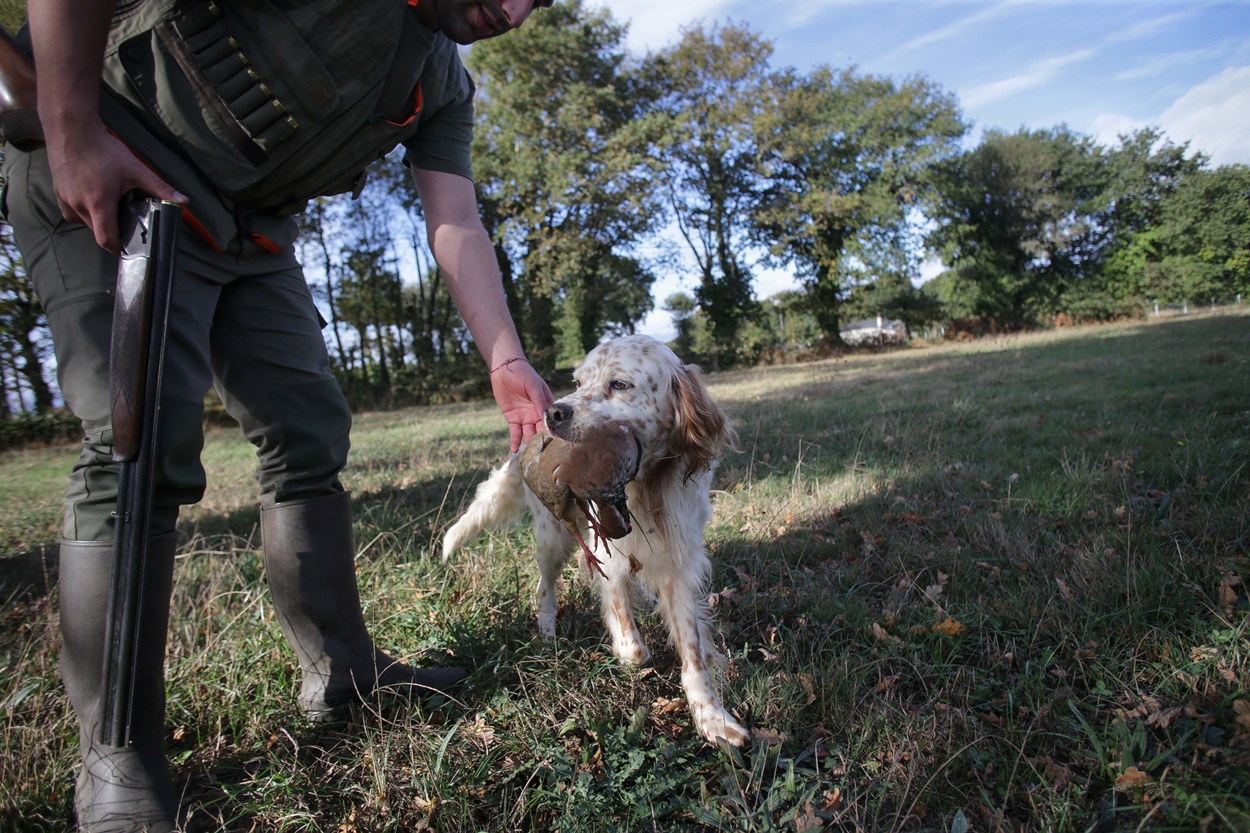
left=166, top=583, right=639, bottom=832
left=0, top=543, right=60, bottom=604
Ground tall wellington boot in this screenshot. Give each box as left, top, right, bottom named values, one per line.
left=260, top=492, right=466, bottom=720
left=58, top=537, right=179, bottom=833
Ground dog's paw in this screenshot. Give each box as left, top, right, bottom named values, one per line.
left=692, top=701, right=749, bottom=747
left=611, top=638, right=651, bottom=666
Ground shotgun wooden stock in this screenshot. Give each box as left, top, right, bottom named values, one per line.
left=109, top=199, right=163, bottom=462
left=0, top=26, right=43, bottom=150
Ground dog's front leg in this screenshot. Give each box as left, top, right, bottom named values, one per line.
left=534, top=511, right=576, bottom=640
left=657, top=575, right=748, bottom=746
left=594, top=553, right=650, bottom=666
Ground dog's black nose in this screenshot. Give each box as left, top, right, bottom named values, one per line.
left=545, top=402, right=573, bottom=429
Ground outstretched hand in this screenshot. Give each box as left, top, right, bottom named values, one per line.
left=490, top=359, right=554, bottom=453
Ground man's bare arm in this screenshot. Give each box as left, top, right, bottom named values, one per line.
left=28, top=0, right=183, bottom=252
left=412, top=165, right=553, bottom=451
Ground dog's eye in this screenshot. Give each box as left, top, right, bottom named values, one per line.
left=610, top=380, right=633, bottom=392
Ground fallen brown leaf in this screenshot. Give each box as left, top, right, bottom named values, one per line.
left=874, top=674, right=902, bottom=694
left=1233, top=700, right=1250, bottom=731
left=1219, top=577, right=1238, bottom=608
left=872, top=622, right=903, bottom=645
left=1114, top=766, right=1153, bottom=791
left=932, top=617, right=967, bottom=637
left=817, top=787, right=843, bottom=814
left=751, top=726, right=786, bottom=745
left=792, top=800, right=822, bottom=831
left=651, top=696, right=687, bottom=715
left=798, top=673, right=816, bottom=705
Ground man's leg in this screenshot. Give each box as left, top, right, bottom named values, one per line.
left=208, top=260, right=463, bottom=718
left=3, top=149, right=215, bottom=540
left=58, top=537, right=179, bottom=832
left=3, top=147, right=226, bottom=831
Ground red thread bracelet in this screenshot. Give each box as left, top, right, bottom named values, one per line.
left=490, top=355, right=529, bottom=375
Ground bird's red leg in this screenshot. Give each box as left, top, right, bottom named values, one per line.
left=579, top=499, right=614, bottom=551
left=567, top=523, right=607, bottom=579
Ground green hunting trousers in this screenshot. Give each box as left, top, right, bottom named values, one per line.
left=3, top=147, right=352, bottom=542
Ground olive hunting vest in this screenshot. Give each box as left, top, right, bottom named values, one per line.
left=98, top=0, right=474, bottom=250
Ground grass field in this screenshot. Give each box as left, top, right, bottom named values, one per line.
left=1, top=309, right=1248, bottom=832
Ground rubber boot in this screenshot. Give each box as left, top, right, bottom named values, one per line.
left=260, top=492, right=466, bottom=720
left=58, top=537, right=179, bottom=833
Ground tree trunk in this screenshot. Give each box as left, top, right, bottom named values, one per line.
left=0, top=355, right=12, bottom=417
left=16, top=333, right=54, bottom=412
left=810, top=266, right=846, bottom=350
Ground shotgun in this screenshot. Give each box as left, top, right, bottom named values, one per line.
left=101, top=193, right=181, bottom=747
left=0, top=23, right=183, bottom=748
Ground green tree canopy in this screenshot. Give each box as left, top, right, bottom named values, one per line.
left=468, top=0, right=661, bottom=367
left=1108, top=164, right=1250, bottom=305
left=645, top=22, right=773, bottom=367
left=926, top=126, right=1209, bottom=324
left=754, top=66, right=964, bottom=346
left=925, top=126, right=1098, bottom=324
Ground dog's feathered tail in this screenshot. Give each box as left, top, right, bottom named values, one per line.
left=441, top=457, right=527, bottom=560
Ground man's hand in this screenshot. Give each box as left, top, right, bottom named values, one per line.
left=44, top=120, right=185, bottom=253
left=491, top=358, right=554, bottom=453
left=30, top=0, right=185, bottom=253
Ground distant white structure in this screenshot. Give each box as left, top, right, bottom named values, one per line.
left=840, top=315, right=909, bottom=345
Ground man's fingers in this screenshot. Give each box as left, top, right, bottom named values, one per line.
left=91, top=204, right=121, bottom=254
left=54, top=196, right=82, bottom=228
left=528, top=373, right=554, bottom=409
left=137, top=170, right=187, bottom=205
left=496, top=364, right=551, bottom=453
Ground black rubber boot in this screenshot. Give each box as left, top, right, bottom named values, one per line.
left=58, top=537, right=179, bottom=833
left=260, top=492, right=466, bottom=720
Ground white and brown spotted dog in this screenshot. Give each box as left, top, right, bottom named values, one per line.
left=442, top=335, right=748, bottom=745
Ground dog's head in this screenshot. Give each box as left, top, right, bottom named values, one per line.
left=544, top=335, right=733, bottom=482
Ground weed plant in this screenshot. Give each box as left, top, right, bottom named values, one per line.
left=1, top=310, right=1247, bottom=831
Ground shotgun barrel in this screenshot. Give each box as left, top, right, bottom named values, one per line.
left=100, top=194, right=182, bottom=748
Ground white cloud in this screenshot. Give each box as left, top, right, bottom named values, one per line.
left=637, top=306, right=678, bottom=342
left=1161, top=66, right=1250, bottom=165
left=883, top=0, right=1021, bottom=61
left=1113, top=47, right=1223, bottom=81
left=960, top=47, right=1098, bottom=110
left=754, top=265, right=801, bottom=299
left=1104, top=10, right=1196, bottom=44
left=1091, top=112, right=1142, bottom=148
left=589, top=0, right=738, bottom=53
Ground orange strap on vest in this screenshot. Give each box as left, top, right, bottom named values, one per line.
left=106, top=126, right=225, bottom=252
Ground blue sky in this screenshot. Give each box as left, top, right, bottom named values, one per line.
left=584, top=0, right=1250, bottom=337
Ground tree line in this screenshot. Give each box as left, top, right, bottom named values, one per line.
left=2, top=0, right=1247, bottom=417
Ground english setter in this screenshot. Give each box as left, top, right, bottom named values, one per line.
left=442, top=335, right=748, bottom=746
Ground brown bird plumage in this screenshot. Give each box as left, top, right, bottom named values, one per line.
left=520, top=425, right=641, bottom=576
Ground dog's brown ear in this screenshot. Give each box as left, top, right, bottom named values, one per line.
left=671, top=363, right=734, bottom=479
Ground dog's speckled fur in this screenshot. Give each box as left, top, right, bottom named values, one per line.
left=442, top=335, right=748, bottom=745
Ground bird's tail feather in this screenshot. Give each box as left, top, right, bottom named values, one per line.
left=441, top=457, right=526, bottom=560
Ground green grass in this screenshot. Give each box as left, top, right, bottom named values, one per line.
left=2, top=309, right=1248, bottom=831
